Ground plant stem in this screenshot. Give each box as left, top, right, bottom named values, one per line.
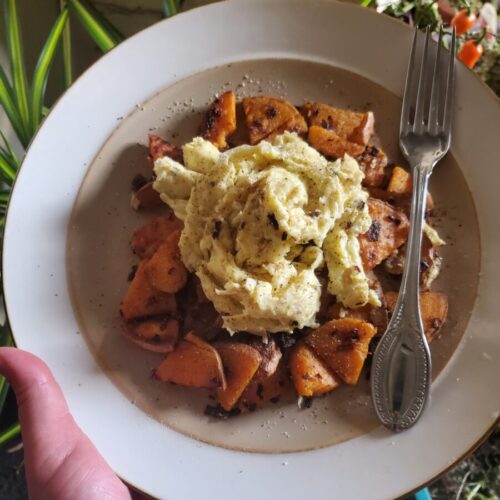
left=60, top=0, right=73, bottom=88
left=0, top=422, right=21, bottom=446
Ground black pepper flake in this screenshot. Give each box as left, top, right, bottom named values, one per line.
left=270, top=396, right=280, bottom=404
left=281, top=232, right=288, bottom=241
left=267, top=212, right=279, bottom=230
left=371, top=146, right=379, bottom=155
left=212, top=220, right=222, bottom=239
left=252, top=119, right=263, bottom=129
left=387, top=214, right=401, bottom=226
left=320, top=119, right=331, bottom=130
left=420, top=261, right=430, bottom=271
left=127, top=265, right=138, bottom=282
left=256, top=383, right=264, bottom=400
left=265, top=107, right=277, bottom=118
left=205, top=107, right=221, bottom=131
left=274, top=332, right=297, bottom=351
left=243, top=402, right=257, bottom=412
left=366, top=220, right=381, bottom=242
left=357, top=200, right=366, bottom=210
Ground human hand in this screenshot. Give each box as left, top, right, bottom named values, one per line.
left=0, top=347, right=132, bottom=500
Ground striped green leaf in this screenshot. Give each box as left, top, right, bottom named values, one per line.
left=0, top=131, right=19, bottom=169
left=31, top=8, right=69, bottom=132
left=0, top=154, right=16, bottom=185
left=68, top=0, right=123, bottom=53
left=60, top=0, right=73, bottom=88
left=4, top=0, right=31, bottom=137
left=0, top=191, right=10, bottom=210
left=0, top=62, right=28, bottom=147
left=162, top=0, right=183, bottom=17
left=0, top=422, right=21, bottom=446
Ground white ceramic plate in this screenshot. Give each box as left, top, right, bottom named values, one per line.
left=4, top=1, right=500, bottom=498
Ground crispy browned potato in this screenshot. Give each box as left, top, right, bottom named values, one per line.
left=305, top=318, right=377, bottom=384
left=130, top=182, right=164, bottom=211
left=307, top=125, right=366, bottom=159
left=200, top=91, right=237, bottom=149
left=148, top=134, right=183, bottom=163
left=289, top=342, right=340, bottom=397
left=123, top=317, right=179, bottom=352
left=249, top=339, right=282, bottom=376
left=120, top=262, right=177, bottom=320
left=242, top=96, right=307, bottom=145
left=215, top=342, right=262, bottom=411
left=366, top=186, right=435, bottom=216
left=130, top=214, right=183, bottom=259
left=154, top=332, right=226, bottom=389
left=237, top=361, right=290, bottom=412
left=143, top=230, right=187, bottom=293
left=326, top=302, right=388, bottom=334
left=356, top=145, right=388, bottom=187
left=359, top=198, right=409, bottom=270
left=302, top=103, right=375, bottom=145
left=385, top=291, right=448, bottom=342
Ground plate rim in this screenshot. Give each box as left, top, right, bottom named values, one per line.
left=3, top=0, right=500, bottom=498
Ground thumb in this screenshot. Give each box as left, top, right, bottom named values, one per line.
left=0, top=347, right=131, bottom=500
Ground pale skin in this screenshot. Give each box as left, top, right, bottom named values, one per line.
left=0, top=347, right=132, bottom=500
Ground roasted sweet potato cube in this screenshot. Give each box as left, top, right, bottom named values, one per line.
left=359, top=198, right=409, bottom=270
left=385, top=291, right=448, bottom=342
left=123, top=317, right=179, bottom=353
left=120, top=262, right=177, bottom=320
left=238, top=362, right=290, bottom=412
left=305, top=318, right=377, bottom=384
left=242, top=96, right=307, bottom=145
left=155, top=332, right=226, bottom=389
left=356, top=146, right=388, bottom=187
left=143, top=230, right=187, bottom=293
left=215, top=342, right=262, bottom=410
left=130, top=214, right=183, bottom=259
left=149, top=134, right=183, bottom=163
left=307, top=125, right=365, bottom=159
left=199, top=91, right=237, bottom=149
left=289, top=342, right=340, bottom=397
left=302, top=103, right=374, bottom=145
left=387, top=165, right=412, bottom=193
left=327, top=303, right=388, bottom=334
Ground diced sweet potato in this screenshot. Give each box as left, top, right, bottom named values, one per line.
left=359, top=198, right=409, bottom=270
left=356, top=146, right=388, bottom=187
left=289, top=342, right=340, bottom=397
left=148, top=134, right=183, bottom=163
left=237, top=362, right=290, bottom=412
left=120, top=262, right=177, bottom=320
left=242, top=96, right=307, bottom=145
left=307, top=125, right=365, bottom=159
left=200, top=91, right=237, bottom=149
left=130, top=182, right=164, bottom=211
left=305, top=318, right=377, bottom=384
left=384, top=291, right=448, bottom=342
left=302, top=103, right=374, bottom=145
left=249, top=339, right=282, bottom=376
left=123, top=317, right=179, bottom=353
left=130, top=214, right=183, bottom=259
left=366, top=186, right=435, bottom=216
left=154, top=332, right=226, bottom=389
left=215, top=342, right=262, bottom=410
left=143, top=230, right=187, bottom=293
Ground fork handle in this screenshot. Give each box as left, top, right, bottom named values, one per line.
left=371, top=163, right=433, bottom=432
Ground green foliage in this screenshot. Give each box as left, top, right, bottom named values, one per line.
left=0, top=0, right=123, bottom=448
left=162, top=0, right=184, bottom=17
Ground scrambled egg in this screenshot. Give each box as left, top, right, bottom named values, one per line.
left=154, top=133, right=379, bottom=335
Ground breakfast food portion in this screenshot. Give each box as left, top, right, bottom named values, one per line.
left=120, top=90, right=448, bottom=417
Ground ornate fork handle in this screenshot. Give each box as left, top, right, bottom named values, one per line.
left=371, top=163, right=433, bottom=432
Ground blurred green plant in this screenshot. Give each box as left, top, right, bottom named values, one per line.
left=0, top=0, right=149, bottom=447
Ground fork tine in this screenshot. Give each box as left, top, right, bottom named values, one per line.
left=442, top=27, right=456, bottom=136
left=413, top=27, right=431, bottom=134
left=428, top=26, right=443, bottom=135
left=400, top=28, right=418, bottom=136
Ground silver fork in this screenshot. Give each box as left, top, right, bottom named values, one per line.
left=371, top=26, right=456, bottom=432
